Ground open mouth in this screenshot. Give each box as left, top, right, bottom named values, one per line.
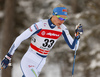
left=58, top=23, right=61, bottom=25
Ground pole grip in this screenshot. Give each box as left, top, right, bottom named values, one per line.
left=0, top=63, right=12, bottom=70
left=0, top=67, right=3, bottom=70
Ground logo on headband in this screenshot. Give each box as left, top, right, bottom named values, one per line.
left=62, top=9, right=67, bottom=12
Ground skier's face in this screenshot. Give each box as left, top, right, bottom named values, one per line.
left=51, top=15, right=67, bottom=26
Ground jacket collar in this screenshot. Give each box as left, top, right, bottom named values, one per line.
left=48, top=18, right=56, bottom=29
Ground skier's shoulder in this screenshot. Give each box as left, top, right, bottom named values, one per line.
left=36, top=19, right=48, bottom=27
left=39, top=19, right=48, bottom=24
left=30, top=19, right=48, bottom=29
left=60, top=24, right=68, bottom=30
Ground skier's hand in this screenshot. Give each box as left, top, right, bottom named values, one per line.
left=1, top=53, right=12, bottom=69
left=75, top=23, right=83, bottom=39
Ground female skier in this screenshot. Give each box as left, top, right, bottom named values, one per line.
left=1, top=4, right=83, bottom=77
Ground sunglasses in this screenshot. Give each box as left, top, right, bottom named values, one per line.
left=56, top=15, right=67, bottom=21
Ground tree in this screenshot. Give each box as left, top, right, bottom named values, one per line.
left=1, top=0, right=16, bottom=77
left=71, top=0, right=83, bottom=13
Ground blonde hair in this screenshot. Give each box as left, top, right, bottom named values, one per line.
left=55, top=4, right=66, bottom=8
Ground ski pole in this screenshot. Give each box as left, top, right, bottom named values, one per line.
left=0, top=67, right=3, bottom=70
left=72, top=23, right=83, bottom=77
left=72, top=40, right=77, bottom=77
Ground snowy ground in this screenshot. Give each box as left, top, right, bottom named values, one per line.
left=12, top=63, right=23, bottom=77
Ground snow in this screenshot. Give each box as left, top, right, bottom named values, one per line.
left=18, top=1, right=32, bottom=7
left=89, top=59, right=100, bottom=69
left=12, top=63, right=23, bottom=77
left=75, top=13, right=82, bottom=19
left=0, top=11, right=4, bottom=18
left=41, top=63, right=61, bottom=77
left=96, top=53, right=100, bottom=59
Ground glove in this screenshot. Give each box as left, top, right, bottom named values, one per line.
left=75, top=23, right=83, bottom=39
left=1, top=53, right=12, bottom=69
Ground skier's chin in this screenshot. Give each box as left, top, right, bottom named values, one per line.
left=56, top=23, right=61, bottom=26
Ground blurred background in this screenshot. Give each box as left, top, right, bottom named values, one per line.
left=0, top=0, right=100, bottom=77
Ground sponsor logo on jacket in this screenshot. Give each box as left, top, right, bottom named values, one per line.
left=37, top=29, right=62, bottom=39
left=47, top=33, right=60, bottom=37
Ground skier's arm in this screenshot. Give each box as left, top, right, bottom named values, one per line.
left=1, top=23, right=42, bottom=69
left=62, top=24, right=83, bottom=51
left=62, top=29, right=79, bottom=51
left=8, top=24, right=41, bottom=55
